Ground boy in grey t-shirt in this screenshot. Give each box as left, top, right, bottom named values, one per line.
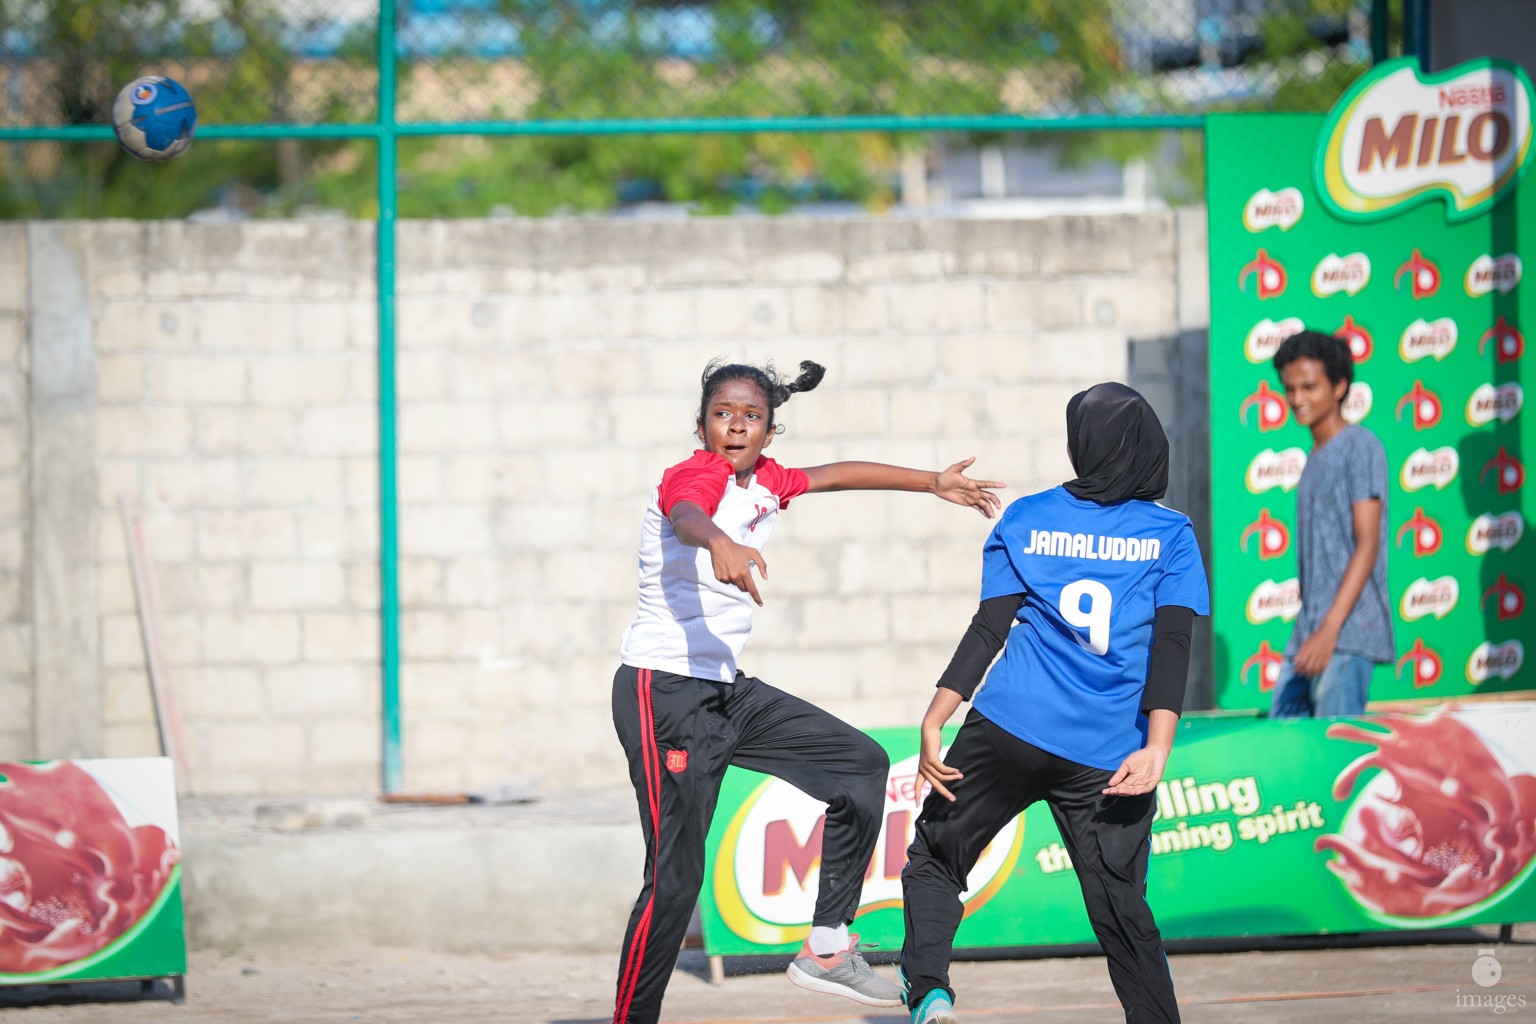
left=1269, top=330, right=1393, bottom=717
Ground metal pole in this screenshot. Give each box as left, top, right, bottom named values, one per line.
left=1403, top=0, right=1430, bottom=69
left=1370, top=0, right=1390, bottom=64
left=377, top=0, right=403, bottom=794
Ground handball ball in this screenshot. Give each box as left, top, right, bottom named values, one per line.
left=112, top=76, right=197, bottom=162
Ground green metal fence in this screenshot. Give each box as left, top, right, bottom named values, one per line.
left=5, top=1, right=1385, bottom=135
left=0, top=0, right=1405, bottom=792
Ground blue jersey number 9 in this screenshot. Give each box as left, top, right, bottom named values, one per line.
left=1060, top=579, right=1112, bottom=656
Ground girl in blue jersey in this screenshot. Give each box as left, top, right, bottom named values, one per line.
left=612, top=358, right=1004, bottom=1024
left=901, top=382, right=1210, bottom=1024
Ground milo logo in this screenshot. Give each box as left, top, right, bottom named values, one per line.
left=1342, top=382, right=1373, bottom=424
left=1245, top=448, right=1307, bottom=493
left=1467, top=640, right=1524, bottom=684
left=1243, top=187, right=1304, bottom=232
left=1317, top=57, right=1535, bottom=223
left=1400, top=446, right=1459, bottom=491
left=1465, top=253, right=1523, bottom=296
left=1466, top=382, right=1524, bottom=426
left=1468, top=511, right=1524, bottom=554
left=1245, top=317, right=1305, bottom=363
left=1398, top=318, right=1458, bottom=362
left=1312, top=252, right=1371, bottom=297
left=710, top=753, right=1021, bottom=943
left=1245, top=578, right=1301, bottom=624
left=1399, top=576, right=1460, bottom=621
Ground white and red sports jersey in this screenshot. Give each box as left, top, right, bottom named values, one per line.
left=619, top=450, right=810, bottom=681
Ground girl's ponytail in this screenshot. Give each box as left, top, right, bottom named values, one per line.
left=781, top=360, right=826, bottom=401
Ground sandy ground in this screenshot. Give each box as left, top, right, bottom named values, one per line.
left=2, top=925, right=1533, bottom=1024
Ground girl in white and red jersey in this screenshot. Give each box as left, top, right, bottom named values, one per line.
left=611, top=359, right=1002, bottom=1024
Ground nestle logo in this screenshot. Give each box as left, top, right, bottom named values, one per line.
left=1439, top=83, right=1509, bottom=110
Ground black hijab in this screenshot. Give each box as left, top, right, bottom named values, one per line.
left=1063, top=382, right=1169, bottom=504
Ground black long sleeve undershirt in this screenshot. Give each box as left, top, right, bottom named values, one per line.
left=1141, top=605, right=1195, bottom=714
left=936, top=594, right=1022, bottom=700
left=935, top=595, right=1197, bottom=715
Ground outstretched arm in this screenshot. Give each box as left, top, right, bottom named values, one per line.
left=801, top=457, right=1004, bottom=518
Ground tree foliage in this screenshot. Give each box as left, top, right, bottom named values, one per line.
left=0, top=0, right=1378, bottom=218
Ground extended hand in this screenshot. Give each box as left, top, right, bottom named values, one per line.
left=1103, top=744, right=1168, bottom=797
left=934, top=457, right=1005, bottom=518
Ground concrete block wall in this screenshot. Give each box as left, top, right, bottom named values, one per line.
left=2, top=213, right=1197, bottom=795
left=0, top=227, right=29, bottom=758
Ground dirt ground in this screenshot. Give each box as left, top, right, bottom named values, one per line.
left=1, top=926, right=1532, bottom=1023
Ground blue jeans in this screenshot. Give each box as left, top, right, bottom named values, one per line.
left=1268, top=652, right=1374, bottom=718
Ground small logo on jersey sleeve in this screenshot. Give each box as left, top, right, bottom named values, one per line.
left=666, top=749, right=689, bottom=773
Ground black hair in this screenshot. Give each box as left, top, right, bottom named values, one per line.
left=696, top=359, right=826, bottom=434
left=1273, top=330, right=1354, bottom=387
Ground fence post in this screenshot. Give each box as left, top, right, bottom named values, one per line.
left=377, top=0, right=403, bottom=795
left=1402, top=0, right=1431, bottom=68
left=1370, top=0, right=1390, bottom=64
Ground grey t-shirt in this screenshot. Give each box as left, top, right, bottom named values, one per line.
left=1286, top=424, right=1394, bottom=663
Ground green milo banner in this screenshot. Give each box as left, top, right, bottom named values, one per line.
left=697, top=705, right=1536, bottom=956
left=0, top=758, right=187, bottom=988
left=1207, top=57, right=1534, bottom=711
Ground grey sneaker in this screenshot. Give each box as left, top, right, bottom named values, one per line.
left=785, top=934, right=905, bottom=1007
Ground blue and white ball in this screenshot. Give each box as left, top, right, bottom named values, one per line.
left=112, top=76, right=197, bottom=162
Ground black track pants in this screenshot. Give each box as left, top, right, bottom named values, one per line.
left=900, top=710, right=1179, bottom=1024
left=610, top=665, right=890, bottom=1024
